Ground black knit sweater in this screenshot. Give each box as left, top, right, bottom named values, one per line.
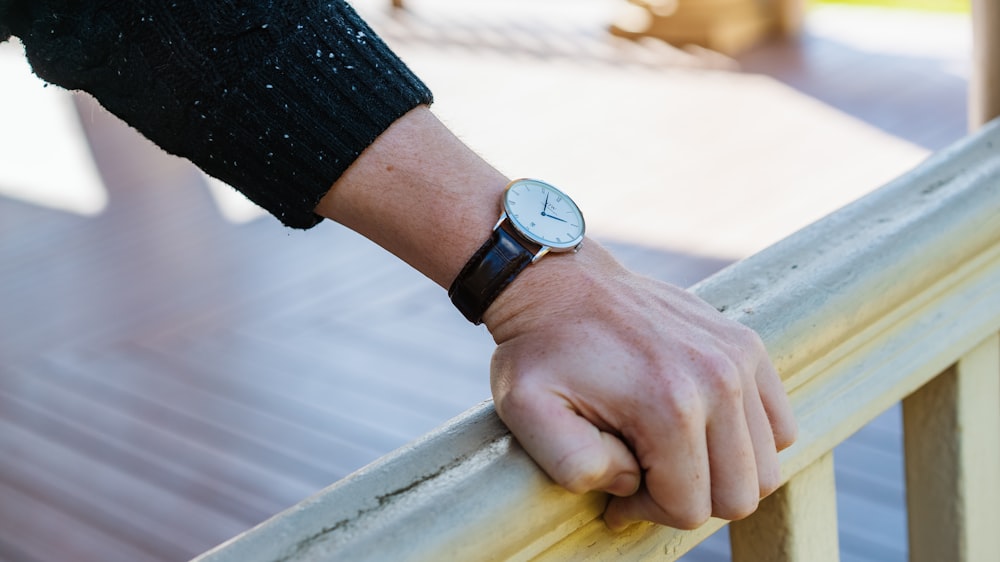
left=0, top=0, right=433, bottom=228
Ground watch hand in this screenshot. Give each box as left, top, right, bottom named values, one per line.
left=542, top=192, right=550, bottom=215
left=544, top=213, right=568, bottom=223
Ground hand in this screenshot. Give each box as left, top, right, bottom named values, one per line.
left=315, top=107, right=795, bottom=529
left=484, top=241, right=797, bottom=531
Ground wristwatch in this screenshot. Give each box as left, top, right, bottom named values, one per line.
left=448, top=178, right=586, bottom=324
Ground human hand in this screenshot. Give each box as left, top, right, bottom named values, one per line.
left=484, top=241, right=797, bottom=530
left=315, top=108, right=795, bottom=528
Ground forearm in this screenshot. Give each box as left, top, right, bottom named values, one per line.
left=6, top=0, right=432, bottom=229
left=315, top=106, right=512, bottom=289
left=312, top=105, right=625, bottom=330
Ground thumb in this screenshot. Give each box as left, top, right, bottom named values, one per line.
left=495, top=388, right=641, bottom=497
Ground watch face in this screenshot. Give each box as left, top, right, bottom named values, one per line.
left=503, top=179, right=585, bottom=250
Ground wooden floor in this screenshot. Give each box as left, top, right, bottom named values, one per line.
left=0, top=2, right=971, bottom=561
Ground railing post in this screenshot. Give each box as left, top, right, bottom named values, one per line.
left=971, top=0, right=1000, bottom=128
left=902, top=333, right=1000, bottom=562
left=730, top=452, right=839, bottom=562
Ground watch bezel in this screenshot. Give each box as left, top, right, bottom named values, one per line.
left=501, top=178, right=586, bottom=251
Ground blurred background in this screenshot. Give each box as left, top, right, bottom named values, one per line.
left=0, top=1, right=973, bottom=560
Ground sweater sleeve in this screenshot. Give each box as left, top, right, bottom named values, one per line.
left=0, top=1, right=12, bottom=42
left=2, top=0, right=433, bottom=229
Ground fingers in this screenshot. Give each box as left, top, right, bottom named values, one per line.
left=606, top=357, right=786, bottom=531
left=499, top=355, right=792, bottom=533
left=602, top=392, right=712, bottom=531
left=495, top=381, right=641, bottom=498
left=493, top=362, right=790, bottom=532
left=705, top=377, right=760, bottom=520
left=603, top=371, right=755, bottom=529
left=486, top=269, right=800, bottom=533
left=755, top=358, right=798, bottom=451
left=742, top=371, right=782, bottom=498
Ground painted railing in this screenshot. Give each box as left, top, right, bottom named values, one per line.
left=193, top=4, right=1000, bottom=561
left=192, top=116, right=1000, bottom=562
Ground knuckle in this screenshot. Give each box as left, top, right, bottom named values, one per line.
left=696, top=351, right=743, bottom=403
left=775, top=417, right=799, bottom=451
left=733, top=323, right=766, bottom=351
left=494, top=380, right=537, bottom=419
left=666, top=504, right=713, bottom=531
left=758, top=463, right=782, bottom=498
left=759, top=475, right=781, bottom=500
left=730, top=325, right=770, bottom=368
left=713, top=494, right=760, bottom=522
left=647, top=488, right=713, bottom=530
left=551, top=448, right=609, bottom=494
left=654, top=375, right=702, bottom=424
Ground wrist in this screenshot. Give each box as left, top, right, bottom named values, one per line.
left=482, top=240, right=625, bottom=341
left=449, top=178, right=588, bottom=325
left=314, top=106, right=510, bottom=288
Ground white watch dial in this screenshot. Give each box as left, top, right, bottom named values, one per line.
left=503, top=179, right=585, bottom=250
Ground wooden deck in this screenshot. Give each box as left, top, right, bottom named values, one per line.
left=0, top=2, right=971, bottom=561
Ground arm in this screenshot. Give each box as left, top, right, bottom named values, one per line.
left=4, top=0, right=432, bottom=229
left=6, top=0, right=796, bottom=529
left=316, top=106, right=797, bottom=530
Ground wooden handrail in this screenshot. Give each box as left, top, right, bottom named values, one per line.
left=193, top=114, right=1000, bottom=561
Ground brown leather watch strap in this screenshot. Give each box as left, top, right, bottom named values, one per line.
left=448, top=225, right=535, bottom=324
